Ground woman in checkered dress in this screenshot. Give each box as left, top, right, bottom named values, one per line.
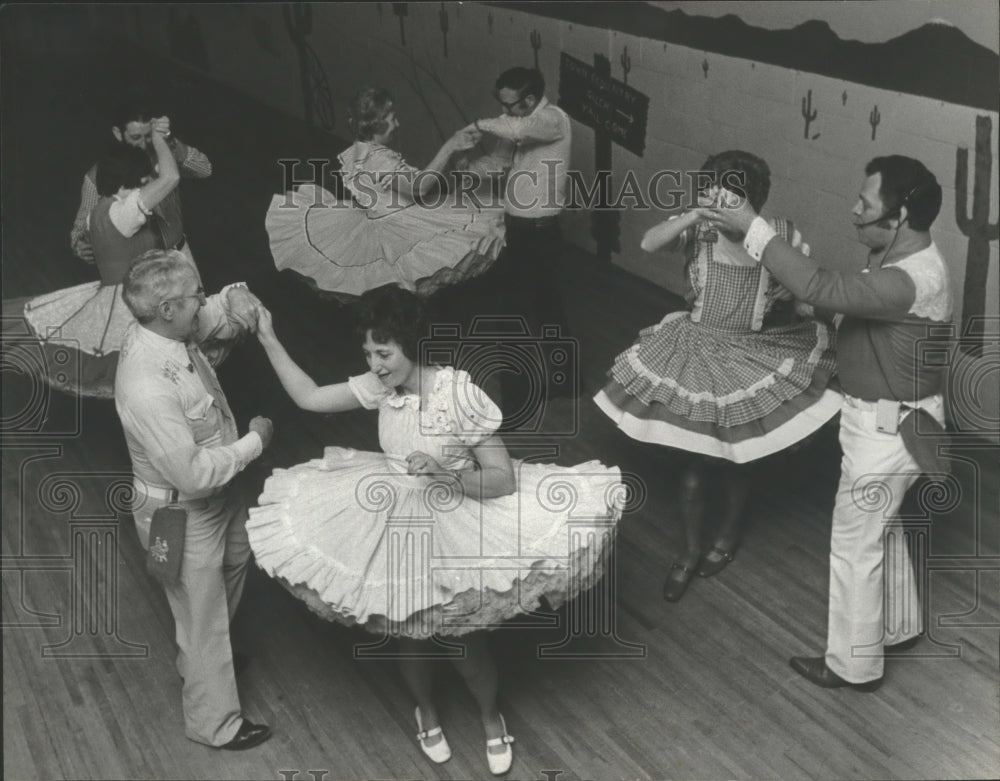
left=594, top=150, right=842, bottom=602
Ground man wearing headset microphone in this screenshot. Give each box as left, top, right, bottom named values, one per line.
left=705, top=155, right=953, bottom=692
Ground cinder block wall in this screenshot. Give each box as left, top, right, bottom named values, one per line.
left=100, top=2, right=999, bottom=326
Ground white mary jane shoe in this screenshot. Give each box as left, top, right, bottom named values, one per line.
left=414, top=706, right=451, bottom=764
left=486, top=713, right=514, bottom=775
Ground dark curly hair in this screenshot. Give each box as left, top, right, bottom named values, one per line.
left=353, top=285, right=429, bottom=362
left=95, top=143, right=154, bottom=197
left=348, top=87, right=394, bottom=141
left=701, top=150, right=771, bottom=213
left=112, top=97, right=153, bottom=135
left=494, top=67, right=545, bottom=102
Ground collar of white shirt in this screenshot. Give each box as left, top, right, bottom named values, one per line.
left=133, top=323, right=190, bottom=366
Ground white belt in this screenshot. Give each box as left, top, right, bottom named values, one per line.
left=843, top=393, right=942, bottom=412
left=133, top=481, right=222, bottom=504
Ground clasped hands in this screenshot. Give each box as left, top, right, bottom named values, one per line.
left=692, top=186, right=810, bottom=255
left=405, top=451, right=456, bottom=479
left=692, top=186, right=756, bottom=235
left=225, top=286, right=264, bottom=333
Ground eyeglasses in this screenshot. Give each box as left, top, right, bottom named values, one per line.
left=496, top=94, right=527, bottom=111
left=160, top=287, right=206, bottom=307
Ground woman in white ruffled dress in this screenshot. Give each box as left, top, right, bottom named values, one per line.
left=247, top=286, right=622, bottom=775
left=265, top=87, right=505, bottom=301
left=6, top=118, right=182, bottom=397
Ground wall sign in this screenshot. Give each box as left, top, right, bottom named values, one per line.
left=558, top=52, right=649, bottom=156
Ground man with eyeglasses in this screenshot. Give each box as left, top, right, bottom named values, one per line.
left=464, top=68, right=573, bottom=418
left=469, top=67, right=571, bottom=328
left=115, top=249, right=274, bottom=750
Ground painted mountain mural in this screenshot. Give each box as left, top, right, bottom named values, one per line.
left=492, top=1, right=998, bottom=111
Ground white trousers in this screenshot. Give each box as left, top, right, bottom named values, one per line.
left=824, top=394, right=945, bottom=682
left=134, top=485, right=249, bottom=745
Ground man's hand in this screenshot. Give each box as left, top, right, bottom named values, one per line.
left=73, top=240, right=96, bottom=263
left=225, top=286, right=262, bottom=332
left=249, top=416, right=274, bottom=450
left=699, top=187, right=758, bottom=237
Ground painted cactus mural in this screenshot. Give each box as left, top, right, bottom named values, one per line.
left=956, top=115, right=999, bottom=349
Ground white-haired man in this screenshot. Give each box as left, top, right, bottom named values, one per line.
left=115, top=249, right=272, bottom=749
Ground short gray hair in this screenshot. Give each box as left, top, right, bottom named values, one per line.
left=122, top=249, right=197, bottom=323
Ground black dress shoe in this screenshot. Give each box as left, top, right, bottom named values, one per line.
left=220, top=719, right=271, bottom=751
left=886, top=635, right=922, bottom=652
left=789, top=656, right=883, bottom=692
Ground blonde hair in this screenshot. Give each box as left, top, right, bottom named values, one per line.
left=348, top=87, right=394, bottom=141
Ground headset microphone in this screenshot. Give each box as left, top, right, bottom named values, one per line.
left=854, top=184, right=920, bottom=230
left=854, top=210, right=898, bottom=229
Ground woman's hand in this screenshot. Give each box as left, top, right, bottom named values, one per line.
left=699, top=187, right=758, bottom=237
left=446, top=128, right=480, bottom=154
left=405, top=451, right=448, bottom=477
left=225, top=286, right=261, bottom=332
left=255, top=305, right=277, bottom=343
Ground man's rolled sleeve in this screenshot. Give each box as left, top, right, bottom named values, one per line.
left=194, top=284, right=255, bottom=343
left=71, top=173, right=100, bottom=258
left=174, top=140, right=213, bottom=178
left=477, top=110, right=564, bottom=143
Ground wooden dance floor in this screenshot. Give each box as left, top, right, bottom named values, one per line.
left=3, top=35, right=998, bottom=781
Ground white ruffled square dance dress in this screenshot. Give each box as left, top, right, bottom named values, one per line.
left=6, top=190, right=233, bottom=398
left=247, top=367, right=624, bottom=638
left=265, top=142, right=505, bottom=302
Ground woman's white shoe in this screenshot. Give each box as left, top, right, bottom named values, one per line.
left=414, top=706, right=451, bottom=763
left=486, top=713, right=514, bottom=775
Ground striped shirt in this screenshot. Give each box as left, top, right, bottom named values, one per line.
left=70, top=138, right=211, bottom=260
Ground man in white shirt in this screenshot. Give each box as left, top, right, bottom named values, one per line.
left=471, top=67, right=572, bottom=336
left=115, top=249, right=273, bottom=749
left=465, top=68, right=574, bottom=420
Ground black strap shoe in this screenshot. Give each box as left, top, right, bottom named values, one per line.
left=220, top=719, right=271, bottom=750
left=662, top=559, right=697, bottom=602
left=790, top=656, right=883, bottom=692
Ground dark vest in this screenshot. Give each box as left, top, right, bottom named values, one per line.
left=89, top=195, right=162, bottom=285
left=154, top=187, right=185, bottom=249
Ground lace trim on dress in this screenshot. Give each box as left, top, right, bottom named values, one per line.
left=624, top=343, right=780, bottom=406
left=382, top=367, right=502, bottom=444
